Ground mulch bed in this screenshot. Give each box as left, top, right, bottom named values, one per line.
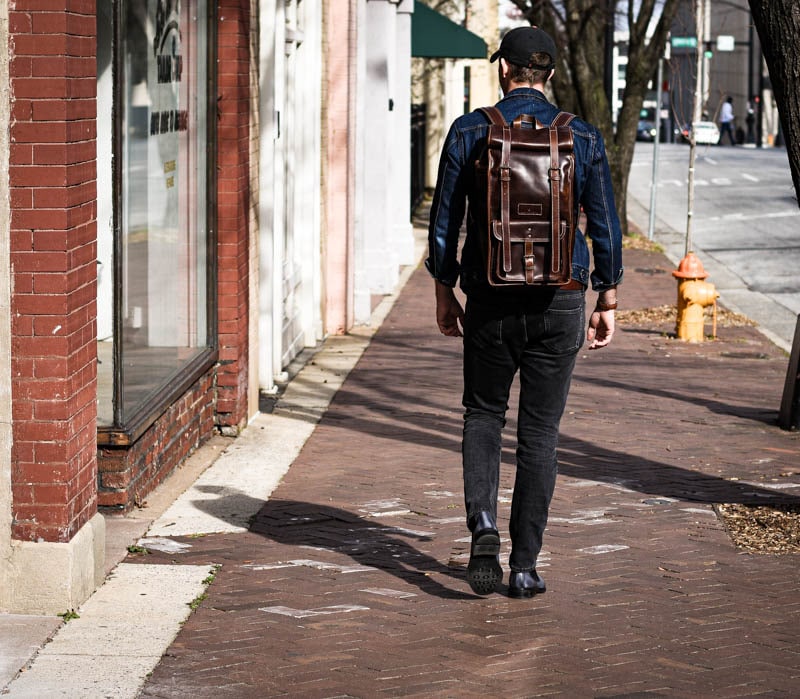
left=716, top=504, right=800, bottom=554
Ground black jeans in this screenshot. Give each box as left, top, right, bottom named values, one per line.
left=462, top=289, right=584, bottom=572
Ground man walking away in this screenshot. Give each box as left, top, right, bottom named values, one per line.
left=427, top=26, right=623, bottom=599
left=719, top=96, right=736, bottom=145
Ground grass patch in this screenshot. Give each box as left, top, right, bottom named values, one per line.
left=623, top=232, right=664, bottom=252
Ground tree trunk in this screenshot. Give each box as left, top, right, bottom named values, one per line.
left=748, top=1, right=800, bottom=203
left=515, top=0, right=682, bottom=236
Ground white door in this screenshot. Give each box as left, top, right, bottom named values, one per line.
left=281, top=1, right=304, bottom=367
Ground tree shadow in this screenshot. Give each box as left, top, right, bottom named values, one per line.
left=555, top=434, right=800, bottom=506
left=291, top=384, right=799, bottom=506
left=191, top=487, right=476, bottom=600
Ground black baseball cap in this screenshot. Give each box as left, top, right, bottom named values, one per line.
left=489, top=27, right=557, bottom=70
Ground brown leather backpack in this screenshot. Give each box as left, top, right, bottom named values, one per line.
left=473, top=106, right=576, bottom=286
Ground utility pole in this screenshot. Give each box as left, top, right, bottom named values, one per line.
left=685, top=0, right=705, bottom=255
left=701, top=0, right=711, bottom=116
left=647, top=56, right=664, bottom=241
left=673, top=0, right=718, bottom=345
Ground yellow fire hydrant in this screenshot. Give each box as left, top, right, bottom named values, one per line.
left=673, top=252, right=719, bottom=342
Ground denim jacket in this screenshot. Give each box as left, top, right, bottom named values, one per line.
left=426, top=88, right=623, bottom=295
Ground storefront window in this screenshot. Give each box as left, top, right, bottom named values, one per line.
left=97, top=1, right=216, bottom=440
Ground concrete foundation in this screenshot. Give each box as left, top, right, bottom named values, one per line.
left=1, top=514, right=106, bottom=615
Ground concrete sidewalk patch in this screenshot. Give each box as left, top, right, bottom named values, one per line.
left=0, top=615, right=61, bottom=691
left=4, top=563, right=212, bottom=698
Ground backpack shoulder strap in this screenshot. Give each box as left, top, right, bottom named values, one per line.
left=478, top=106, right=514, bottom=272
left=547, top=111, right=575, bottom=275
left=477, top=106, right=506, bottom=126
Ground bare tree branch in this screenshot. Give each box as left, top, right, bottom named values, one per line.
left=507, top=0, right=683, bottom=233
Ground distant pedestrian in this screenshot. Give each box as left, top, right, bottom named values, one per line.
left=746, top=100, right=756, bottom=144
left=719, top=96, right=736, bottom=145
left=426, top=26, right=623, bottom=599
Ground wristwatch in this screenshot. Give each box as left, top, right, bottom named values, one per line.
left=595, top=299, right=618, bottom=311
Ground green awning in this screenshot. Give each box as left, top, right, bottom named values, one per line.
left=412, top=1, right=487, bottom=59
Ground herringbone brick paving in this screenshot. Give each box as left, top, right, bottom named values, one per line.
left=138, top=248, right=800, bottom=698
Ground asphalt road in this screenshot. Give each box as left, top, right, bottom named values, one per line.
left=627, top=142, right=800, bottom=352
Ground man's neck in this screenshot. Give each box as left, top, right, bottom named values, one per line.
left=504, top=81, right=546, bottom=95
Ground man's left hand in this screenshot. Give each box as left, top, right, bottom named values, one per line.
left=587, top=309, right=614, bottom=349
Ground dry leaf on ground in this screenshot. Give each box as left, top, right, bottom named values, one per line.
left=617, top=305, right=756, bottom=328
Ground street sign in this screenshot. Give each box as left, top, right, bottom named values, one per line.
left=717, top=35, right=735, bottom=51
left=671, top=36, right=698, bottom=48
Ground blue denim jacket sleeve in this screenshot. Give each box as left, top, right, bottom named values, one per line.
left=425, top=121, right=467, bottom=287
left=579, top=128, right=624, bottom=291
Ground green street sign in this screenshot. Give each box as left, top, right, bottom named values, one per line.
left=671, top=36, right=698, bottom=48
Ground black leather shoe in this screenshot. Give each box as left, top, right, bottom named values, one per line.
left=466, top=511, right=501, bottom=595
left=508, top=570, right=546, bottom=598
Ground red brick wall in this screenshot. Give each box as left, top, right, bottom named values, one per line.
left=97, top=372, right=216, bottom=510
left=9, top=3, right=254, bottom=524
left=9, top=2, right=99, bottom=543
left=215, top=1, right=251, bottom=433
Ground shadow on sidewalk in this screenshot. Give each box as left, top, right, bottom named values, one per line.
left=192, top=488, right=476, bottom=600
left=275, top=383, right=799, bottom=507
left=557, top=433, right=800, bottom=506
left=579, top=371, right=782, bottom=428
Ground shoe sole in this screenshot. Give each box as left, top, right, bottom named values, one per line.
left=466, top=531, right=502, bottom=595
left=507, top=585, right=545, bottom=599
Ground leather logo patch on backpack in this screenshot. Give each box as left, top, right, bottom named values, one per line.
left=517, top=203, right=543, bottom=216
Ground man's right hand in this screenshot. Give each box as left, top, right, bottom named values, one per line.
left=435, top=281, right=465, bottom=337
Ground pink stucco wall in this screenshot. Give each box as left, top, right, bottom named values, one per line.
left=322, top=0, right=356, bottom=335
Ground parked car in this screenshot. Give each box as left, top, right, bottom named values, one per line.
left=678, top=121, right=720, bottom=145
left=636, top=120, right=658, bottom=142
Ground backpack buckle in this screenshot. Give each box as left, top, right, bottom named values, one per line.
left=524, top=250, right=536, bottom=284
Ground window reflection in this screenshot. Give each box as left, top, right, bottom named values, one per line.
left=97, top=2, right=114, bottom=425
left=97, top=0, right=211, bottom=430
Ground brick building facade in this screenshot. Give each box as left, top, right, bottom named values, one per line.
left=0, top=0, right=417, bottom=613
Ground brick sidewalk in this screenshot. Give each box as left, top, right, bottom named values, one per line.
left=137, top=248, right=800, bottom=698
